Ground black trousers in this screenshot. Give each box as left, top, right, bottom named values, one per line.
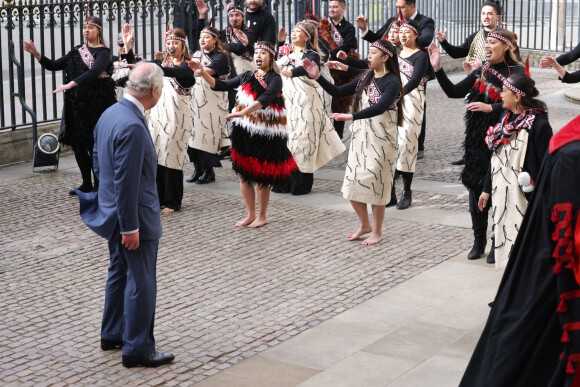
left=156, top=165, right=183, bottom=211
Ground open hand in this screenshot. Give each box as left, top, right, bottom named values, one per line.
left=539, top=56, right=557, bottom=68
left=355, top=15, right=368, bottom=32
left=325, top=61, right=348, bottom=72
left=336, top=50, right=348, bottom=61
left=53, top=81, right=77, bottom=93
left=302, top=58, right=320, bottom=79
left=196, top=0, right=209, bottom=17
left=188, top=60, right=202, bottom=71
left=435, top=27, right=447, bottom=43
left=278, top=27, right=287, bottom=43
left=23, top=40, right=41, bottom=60
left=330, top=113, right=353, bottom=121
left=466, top=102, right=492, bottom=112
left=234, top=29, right=249, bottom=46
left=427, top=42, right=442, bottom=72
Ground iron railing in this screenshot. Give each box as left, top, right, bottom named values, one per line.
left=1, top=0, right=579, bottom=132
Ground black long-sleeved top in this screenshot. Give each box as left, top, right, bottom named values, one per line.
left=556, top=42, right=580, bottom=66
left=191, top=50, right=230, bottom=79
left=561, top=70, right=580, bottom=83
left=483, top=113, right=552, bottom=194
left=400, top=50, right=429, bottom=94
left=198, top=17, right=256, bottom=58
left=440, top=30, right=489, bottom=59
left=363, top=13, right=434, bottom=48
left=213, top=70, right=282, bottom=108
left=329, top=18, right=357, bottom=58
left=245, top=7, right=277, bottom=44
left=279, top=49, right=320, bottom=77
left=40, top=46, right=112, bottom=85
left=316, top=71, right=400, bottom=120
left=434, top=61, right=524, bottom=114
left=112, top=49, right=141, bottom=64
left=151, top=60, right=195, bottom=88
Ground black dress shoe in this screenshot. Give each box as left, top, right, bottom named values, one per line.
left=396, top=190, right=412, bottom=210
left=101, top=338, right=123, bottom=351
left=196, top=168, right=215, bottom=184
left=451, top=158, right=465, bottom=166
left=122, top=351, right=175, bottom=368
left=186, top=169, right=202, bottom=183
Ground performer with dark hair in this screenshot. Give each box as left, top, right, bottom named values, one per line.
left=428, top=29, right=524, bottom=261
left=186, top=26, right=231, bottom=185
left=112, top=24, right=142, bottom=100
left=303, top=40, right=404, bottom=246
left=275, top=22, right=345, bottom=195
left=190, top=41, right=300, bottom=228
left=459, top=114, right=580, bottom=387
left=149, top=28, right=195, bottom=214
left=357, top=0, right=434, bottom=158
left=393, top=19, right=429, bottom=209
left=437, top=0, right=503, bottom=166
left=478, top=73, right=552, bottom=267
left=324, top=0, right=359, bottom=139
left=245, top=0, right=277, bottom=44
left=23, top=16, right=117, bottom=196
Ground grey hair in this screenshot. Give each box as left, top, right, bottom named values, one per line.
left=126, top=62, right=164, bottom=98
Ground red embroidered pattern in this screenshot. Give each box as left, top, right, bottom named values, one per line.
left=77, top=44, right=109, bottom=79
left=399, top=58, right=428, bottom=87
left=551, top=203, right=575, bottom=274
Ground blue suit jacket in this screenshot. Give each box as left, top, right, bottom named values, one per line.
left=78, top=98, right=162, bottom=241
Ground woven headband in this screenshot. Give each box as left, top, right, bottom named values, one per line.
left=254, top=43, right=275, bottom=57
left=488, top=32, right=513, bottom=48
left=371, top=42, right=393, bottom=57
left=295, top=24, right=312, bottom=40
left=304, top=19, right=320, bottom=26
left=201, top=28, right=220, bottom=38
left=84, top=21, right=102, bottom=30
left=166, top=35, right=186, bottom=43
left=228, top=6, right=244, bottom=15
left=503, top=79, right=526, bottom=96
left=389, top=24, right=401, bottom=31
left=400, top=22, right=418, bottom=35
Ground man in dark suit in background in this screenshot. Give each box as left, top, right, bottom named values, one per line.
left=77, top=62, right=174, bottom=368
left=174, top=0, right=199, bottom=51
left=245, top=0, right=277, bottom=44
left=356, top=0, right=434, bottom=158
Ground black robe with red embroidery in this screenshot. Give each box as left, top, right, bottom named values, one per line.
left=460, top=116, right=580, bottom=387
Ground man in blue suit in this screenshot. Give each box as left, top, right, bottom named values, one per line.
left=77, top=62, right=174, bottom=368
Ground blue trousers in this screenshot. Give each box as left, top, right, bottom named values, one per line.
left=101, top=231, right=158, bottom=356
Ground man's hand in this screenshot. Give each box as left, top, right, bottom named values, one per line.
left=122, top=231, right=140, bottom=250
left=435, top=27, right=447, bottom=43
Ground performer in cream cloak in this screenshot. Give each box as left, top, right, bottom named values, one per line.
left=276, top=22, right=345, bottom=195
left=304, top=40, right=404, bottom=246
left=149, top=28, right=195, bottom=213
left=394, top=20, right=429, bottom=209
left=186, top=26, right=231, bottom=185
left=479, top=74, right=552, bottom=268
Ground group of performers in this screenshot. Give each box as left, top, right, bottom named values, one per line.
left=21, top=0, right=576, bottom=252
left=20, top=0, right=580, bottom=383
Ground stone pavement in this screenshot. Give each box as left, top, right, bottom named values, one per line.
left=0, top=68, right=577, bottom=386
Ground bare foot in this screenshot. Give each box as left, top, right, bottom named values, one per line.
left=362, top=233, right=382, bottom=245
left=236, top=215, right=256, bottom=227
left=347, top=226, right=372, bottom=241
left=248, top=217, right=268, bottom=228
left=161, top=207, right=175, bottom=214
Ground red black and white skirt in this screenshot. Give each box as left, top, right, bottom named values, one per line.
left=229, top=78, right=299, bottom=186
